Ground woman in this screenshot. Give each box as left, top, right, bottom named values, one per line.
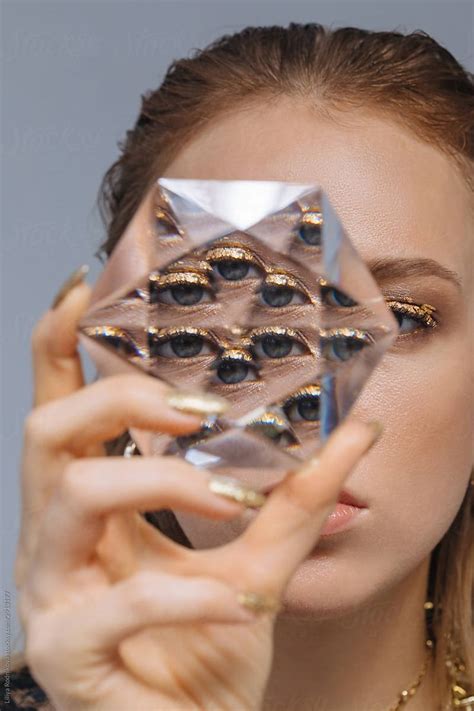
left=3, top=22, right=473, bottom=711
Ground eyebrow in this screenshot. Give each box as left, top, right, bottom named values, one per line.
left=367, top=257, right=463, bottom=292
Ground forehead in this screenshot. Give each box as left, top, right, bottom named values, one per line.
left=163, top=97, right=472, bottom=287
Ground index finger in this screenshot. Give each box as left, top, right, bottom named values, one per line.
left=237, top=418, right=381, bottom=595
left=31, top=267, right=92, bottom=407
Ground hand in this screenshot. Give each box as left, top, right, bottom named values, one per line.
left=16, top=271, right=380, bottom=711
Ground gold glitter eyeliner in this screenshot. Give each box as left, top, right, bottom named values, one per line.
left=149, top=271, right=212, bottom=289
left=205, top=243, right=266, bottom=271
left=247, top=411, right=290, bottom=432
left=386, top=300, right=438, bottom=329
left=219, top=348, right=254, bottom=362
left=168, top=259, right=213, bottom=274
left=301, top=209, right=323, bottom=227
left=82, top=326, right=147, bottom=358
left=147, top=326, right=216, bottom=343
left=246, top=326, right=314, bottom=354
left=282, top=384, right=321, bottom=405
left=320, top=327, right=375, bottom=344
left=263, top=271, right=313, bottom=301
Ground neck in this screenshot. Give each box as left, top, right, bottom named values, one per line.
left=262, top=557, right=438, bottom=711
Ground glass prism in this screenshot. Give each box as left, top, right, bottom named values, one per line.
left=78, top=178, right=398, bottom=480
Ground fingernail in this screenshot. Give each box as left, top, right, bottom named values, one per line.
left=208, top=474, right=267, bottom=509
left=166, top=390, right=230, bottom=416
left=51, top=265, right=89, bottom=309
left=236, top=591, right=283, bottom=616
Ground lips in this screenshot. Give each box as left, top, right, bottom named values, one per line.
left=336, top=489, right=366, bottom=509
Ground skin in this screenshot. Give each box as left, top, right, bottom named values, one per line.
left=16, top=96, right=472, bottom=711
left=17, top=252, right=382, bottom=710
left=161, top=97, right=474, bottom=709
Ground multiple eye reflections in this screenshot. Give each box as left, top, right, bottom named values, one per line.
left=83, top=213, right=439, bottom=450
left=146, top=325, right=375, bottom=382
left=146, top=235, right=378, bottom=392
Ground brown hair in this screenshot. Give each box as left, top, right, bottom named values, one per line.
left=4, top=24, right=472, bottom=707
left=99, top=22, right=472, bottom=706
left=97, top=23, right=474, bottom=260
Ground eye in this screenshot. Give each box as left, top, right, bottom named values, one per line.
left=251, top=329, right=308, bottom=359
left=211, top=351, right=259, bottom=384
left=295, top=210, right=323, bottom=246
left=82, top=326, right=143, bottom=358
left=150, top=272, right=214, bottom=306
left=259, top=274, right=309, bottom=308
left=247, top=412, right=298, bottom=447
left=282, top=386, right=321, bottom=423
left=212, top=259, right=261, bottom=281
left=160, top=284, right=210, bottom=306
left=206, top=245, right=263, bottom=281
left=154, top=208, right=183, bottom=241
left=387, top=301, right=438, bottom=335
left=148, top=329, right=216, bottom=358
left=393, top=312, right=422, bottom=334
left=320, top=284, right=358, bottom=308
left=320, top=329, right=372, bottom=362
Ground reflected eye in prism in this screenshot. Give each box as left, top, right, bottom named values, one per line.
left=250, top=328, right=310, bottom=359
left=282, top=385, right=321, bottom=423
left=82, top=326, right=145, bottom=359
left=153, top=206, right=184, bottom=241
left=206, top=244, right=264, bottom=281
left=259, top=273, right=310, bottom=308
left=247, top=411, right=298, bottom=447
left=321, top=328, right=373, bottom=362
left=148, top=327, right=217, bottom=358
left=149, top=271, right=214, bottom=306
left=211, top=349, right=259, bottom=384
left=320, top=284, right=358, bottom=308
left=294, top=209, right=323, bottom=246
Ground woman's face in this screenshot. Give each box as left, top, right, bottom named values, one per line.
left=112, top=97, right=474, bottom=614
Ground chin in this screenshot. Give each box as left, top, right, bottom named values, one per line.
left=277, top=530, right=388, bottom=621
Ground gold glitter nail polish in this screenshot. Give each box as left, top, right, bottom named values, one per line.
left=166, top=390, right=230, bottom=416
left=208, top=474, right=267, bottom=508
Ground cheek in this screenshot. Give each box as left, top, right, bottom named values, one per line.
left=352, top=334, right=472, bottom=558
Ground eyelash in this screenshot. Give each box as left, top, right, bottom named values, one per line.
left=386, top=300, right=438, bottom=334
left=321, top=285, right=438, bottom=335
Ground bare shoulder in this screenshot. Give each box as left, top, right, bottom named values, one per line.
left=1, top=665, right=55, bottom=710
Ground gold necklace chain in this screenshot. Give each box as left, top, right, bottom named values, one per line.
left=384, top=640, right=474, bottom=711
left=386, top=642, right=434, bottom=711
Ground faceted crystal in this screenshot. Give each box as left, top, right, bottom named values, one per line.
left=78, top=178, right=398, bottom=478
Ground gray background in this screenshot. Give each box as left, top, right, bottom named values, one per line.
left=2, top=0, right=473, bottom=655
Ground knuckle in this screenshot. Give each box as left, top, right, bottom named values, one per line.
left=24, top=408, right=48, bottom=444
left=125, top=572, right=161, bottom=616
left=24, top=624, right=52, bottom=670
left=30, top=317, right=50, bottom=354
left=96, top=373, right=148, bottom=409
left=60, top=461, right=93, bottom=513
left=236, top=554, right=276, bottom=592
